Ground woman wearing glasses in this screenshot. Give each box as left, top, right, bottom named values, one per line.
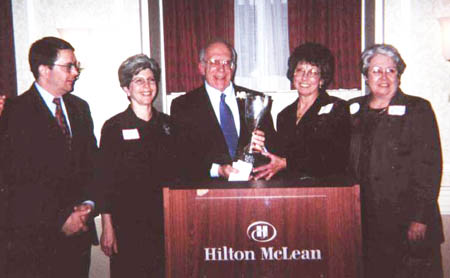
left=253, top=43, right=350, bottom=180
left=348, top=44, right=444, bottom=277
left=97, top=54, right=177, bottom=277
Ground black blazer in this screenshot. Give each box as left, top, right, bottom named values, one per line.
left=275, top=92, right=351, bottom=179
left=0, top=85, right=97, bottom=238
left=348, top=90, right=444, bottom=243
left=96, top=107, right=177, bottom=221
left=170, top=84, right=276, bottom=181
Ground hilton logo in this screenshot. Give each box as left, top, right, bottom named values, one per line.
left=247, top=221, right=277, bottom=242
left=204, top=220, right=323, bottom=261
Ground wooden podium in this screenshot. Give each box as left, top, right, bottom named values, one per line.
left=163, top=180, right=362, bottom=278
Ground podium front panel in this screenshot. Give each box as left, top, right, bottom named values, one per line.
left=164, top=185, right=361, bottom=278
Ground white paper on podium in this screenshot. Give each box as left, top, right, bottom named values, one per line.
left=228, top=160, right=253, bottom=181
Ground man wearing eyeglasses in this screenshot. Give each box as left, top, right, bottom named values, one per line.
left=0, top=37, right=97, bottom=278
left=171, top=39, right=276, bottom=181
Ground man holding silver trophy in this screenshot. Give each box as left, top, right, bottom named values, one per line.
left=171, top=39, right=276, bottom=182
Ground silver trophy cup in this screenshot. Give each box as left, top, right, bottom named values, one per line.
left=239, top=93, right=272, bottom=166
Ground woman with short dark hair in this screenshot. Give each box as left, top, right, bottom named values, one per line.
left=253, top=43, right=350, bottom=180
left=97, top=54, right=176, bottom=277
left=349, top=44, right=444, bottom=277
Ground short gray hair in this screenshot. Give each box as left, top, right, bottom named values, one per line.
left=198, top=39, right=237, bottom=66
left=118, top=54, right=161, bottom=88
left=360, top=44, right=406, bottom=79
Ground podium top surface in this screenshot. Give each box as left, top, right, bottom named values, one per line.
left=164, top=175, right=354, bottom=190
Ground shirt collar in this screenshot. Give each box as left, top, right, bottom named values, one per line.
left=34, top=82, right=61, bottom=108
left=204, top=81, right=234, bottom=98
left=126, top=105, right=159, bottom=127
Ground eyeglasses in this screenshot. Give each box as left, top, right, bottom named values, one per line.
left=131, top=77, right=156, bottom=87
left=294, top=67, right=320, bottom=79
left=204, top=58, right=234, bottom=69
left=369, top=66, right=398, bottom=77
left=53, top=62, right=83, bottom=73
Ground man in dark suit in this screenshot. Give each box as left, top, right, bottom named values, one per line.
left=171, top=39, right=275, bottom=181
left=0, top=37, right=97, bottom=278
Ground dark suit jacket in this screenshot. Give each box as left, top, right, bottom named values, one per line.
left=170, top=84, right=276, bottom=181
left=275, top=92, right=351, bottom=179
left=0, top=85, right=97, bottom=239
left=348, top=90, right=444, bottom=244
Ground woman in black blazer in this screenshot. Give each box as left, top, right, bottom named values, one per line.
left=97, top=54, right=177, bottom=277
left=348, top=44, right=443, bottom=278
left=253, top=43, right=350, bottom=180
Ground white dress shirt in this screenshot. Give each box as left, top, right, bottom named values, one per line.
left=205, top=81, right=241, bottom=177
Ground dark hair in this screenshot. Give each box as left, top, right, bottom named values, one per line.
left=199, top=39, right=237, bottom=68
left=360, top=44, right=406, bottom=79
left=28, top=37, right=74, bottom=79
left=118, top=54, right=161, bottom=88
left=286, top=43, right=335, bottom=92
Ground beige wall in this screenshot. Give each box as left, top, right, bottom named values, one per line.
left=382, top=1, right=450, bottom=276
left=90, top=217, right=109, bottom=278
left=442, top=216, right=450, bottom=277
left=12, top=0, right=153, bottom=140
left=383, top=0, right=450, bottom=195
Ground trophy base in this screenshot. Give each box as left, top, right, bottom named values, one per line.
left=243, top=152, right=270, bottom=168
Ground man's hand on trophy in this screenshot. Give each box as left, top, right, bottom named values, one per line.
left=219, top=164, right=239, bottom=179
left=250, top=129, right=265, bottom=153
left=230, top=129, right=266, bottom=181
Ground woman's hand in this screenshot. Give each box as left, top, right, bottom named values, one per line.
left=0, top=95, right=6, bottom=116
left=100, top=214, right=119, bottom=257
left=252, top=151, right=287, bottom=180
left=407, top=221, right=427, bottom=242
left=250, top=129, right=265, bottom=153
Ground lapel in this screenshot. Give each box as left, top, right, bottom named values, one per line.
left=236, top=95, right=248, bottom=147
left=295, top=92, right=331, bottom=131
left=29, top=85, right=56, bottom=121
left=198, top=86, right=224, bottom=134
left=29, top=85, right=63, bottom=134
left=281, top=99, right=298, bottom=128
left=26, top=85, right=69, bottom=151
left=197, top=86, right=231, bottom=155
left=376, top=90, right=407, bottom=144
left=62, top=94, right=78, bottom=138
left=228, top=85, right=252, bottom=151
left=303, top=92, right=329, bottom=120
left=349, top=95, right=370, bottom=177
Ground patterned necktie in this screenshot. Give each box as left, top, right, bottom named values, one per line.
left=220, top=93, right=238, bottom=159
left=53, top=98, right=72, bottom=146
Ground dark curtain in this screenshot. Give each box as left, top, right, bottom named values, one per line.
left=163, top=0, right=234, bottom=93
left=288, top=0, right=361, bottom=89
left=0, top=0, right=17, bottom=97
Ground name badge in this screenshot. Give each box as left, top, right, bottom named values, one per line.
left=122, top=128, right=140, bottom=140
left=388, top=105, right=406, bottom=116
left=318, top=103, right=334, bottom=115
left=350, top=103, right=360, bottom=114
